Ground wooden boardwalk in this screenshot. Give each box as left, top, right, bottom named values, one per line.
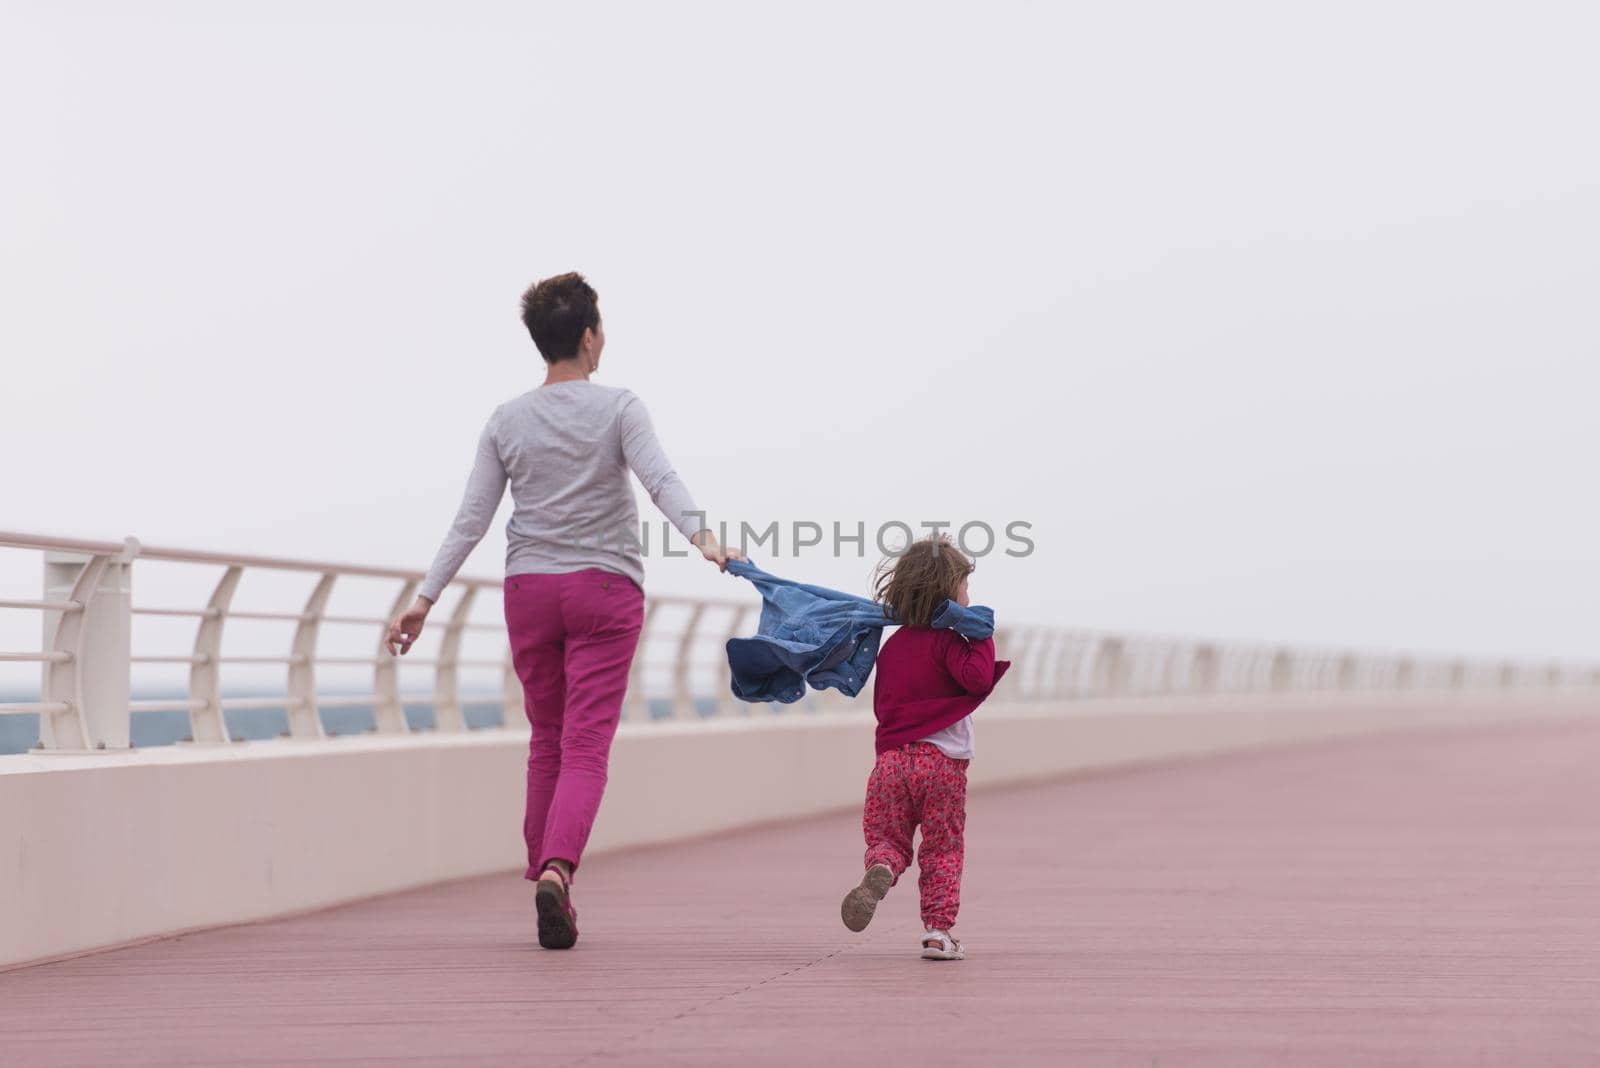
left=5, top=718, right=1600, bottom=1066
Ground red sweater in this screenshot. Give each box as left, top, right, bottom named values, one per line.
left=872, top=627, right=1012, bottom=755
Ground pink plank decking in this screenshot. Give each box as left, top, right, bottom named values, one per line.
left=4, top=717, right=1599, bottom=1066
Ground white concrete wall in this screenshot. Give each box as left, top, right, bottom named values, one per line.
left=3, top=693, right=1596, bottom=969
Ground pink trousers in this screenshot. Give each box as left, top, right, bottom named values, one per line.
left=504, top=568, right=644, bottom=880
left=863, top=741, right=969, bottom=931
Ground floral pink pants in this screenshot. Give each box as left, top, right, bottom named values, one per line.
left=862, top=741, right=969, bottom=931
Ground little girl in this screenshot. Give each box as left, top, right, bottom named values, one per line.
left=840, top=535, right=1010, bottom=960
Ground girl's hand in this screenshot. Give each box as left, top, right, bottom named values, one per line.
left=386, top=597, right=432, bottom=655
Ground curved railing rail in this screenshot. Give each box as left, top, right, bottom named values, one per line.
left=1, top=529, right=1596, bottom=752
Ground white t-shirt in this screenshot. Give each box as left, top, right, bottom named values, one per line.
left=919, top=714, right=974, bottom=760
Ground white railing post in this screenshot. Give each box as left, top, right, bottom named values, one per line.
left=1031, top=630, right=1058, bottom=699
left=1192, top=644, right=1219, bottom=695
left=1016, top=628, right=1044, bottom=699
left=1002, top=627, right=1028, bottom=698
left=1312, top=651, right=1338, bottom=690
left=623, top=600, right=658, bottom=722
left=1047, top=632, right=1069, bottom=698
left=430, top=585, right=474, bottom=733
left=1121, top=637, right=1145, bottom=696
left=1395, top=658, right=1416, bottom=691
left=40, top=539, right=137, bottom=750
left=1498, top=661, right=1518, bottom=690
left=1134, top=639, right=1160, bottom=696
left=673, top=603, right=705, bottom=719
left=1159, top=640, right=1182, bottom=696
left=1037, top=630, right=1062, bottom=699
left=1269, top=648, right=1294, bottom=692
left=503, top=657, right=524, bottom=728
left=1336, top=654, right=1359, bottom=692
left=1238, top=647, right=1261, bottom=691
left=1158, top=642, right=1181, bottom=695
left=286, top=573, right=335, bottom=738
left=715, top=605, right=750, bottom=717
left=188, top=565, right=242, bottom=743
left=993, top=625, right=1018, bottom=700
left=1093, top=637, right=1126, bottom=697
left=373, top=579, right=419, bottom=734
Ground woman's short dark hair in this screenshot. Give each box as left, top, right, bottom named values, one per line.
left=520, top=272, right=600, bottom=361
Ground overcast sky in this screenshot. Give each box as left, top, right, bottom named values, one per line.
left=4, top=1, right=1598, bottom=670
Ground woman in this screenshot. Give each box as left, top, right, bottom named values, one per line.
left=386, top=271, right=737, bottom=949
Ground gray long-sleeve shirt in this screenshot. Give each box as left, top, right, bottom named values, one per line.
left=418, top=381, right=704, bottom=602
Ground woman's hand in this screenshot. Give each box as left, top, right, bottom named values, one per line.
left=690, top=530, right=744, bottom=572
left=386, top=596, right=433, bottom=655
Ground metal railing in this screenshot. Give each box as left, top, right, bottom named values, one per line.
left=2, top=529, right=1596, bottom=752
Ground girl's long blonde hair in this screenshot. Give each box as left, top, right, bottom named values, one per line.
left=872, top=534, right=974, bottom=628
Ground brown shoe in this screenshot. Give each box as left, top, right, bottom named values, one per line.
left=840, top=864, right=894, bottom=932
left=534, top=864, right=578, bottom=949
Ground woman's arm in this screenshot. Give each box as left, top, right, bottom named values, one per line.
left=618, top=392, right=740, bottom=570
left=388, top=414, right=507, bottom=655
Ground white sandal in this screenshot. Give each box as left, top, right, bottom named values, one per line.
left=920, top=929, right=965, bottom=961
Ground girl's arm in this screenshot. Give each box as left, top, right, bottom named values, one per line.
left=941, top=631, right=999, bottom=696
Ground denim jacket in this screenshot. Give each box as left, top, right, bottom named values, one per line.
left=724, top=558, right=996, bottom=704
